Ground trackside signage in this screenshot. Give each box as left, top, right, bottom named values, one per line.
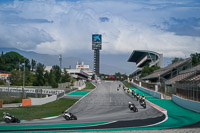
left=0, top=87, right=64, bottom=95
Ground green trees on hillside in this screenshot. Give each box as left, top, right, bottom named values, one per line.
left=0, top=51, right=72, bottom=88
left=140, top=65, right=160, bottom=78
left=171, top=57, right=183, bottom=64
left=0, top=51, right=25, bottom=71
left=191, top=53, right=200, bottom=66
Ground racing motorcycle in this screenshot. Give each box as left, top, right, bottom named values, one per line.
left=62, top=111, right=77, bottom=120
left=3, top=112, right=20, bottom=123
left=128, top=104, right=138, bottom=112
left=139, top=98, right=146, bottom=108
left=136, top=94, right=140, bottom=101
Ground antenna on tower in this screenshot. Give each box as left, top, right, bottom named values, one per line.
left=59, top=54, right=62, bottom=69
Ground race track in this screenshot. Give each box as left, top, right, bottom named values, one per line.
left=0, top=81, right=165, bottom=132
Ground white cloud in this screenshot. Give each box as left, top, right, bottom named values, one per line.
left=0, top=0, right=199, bottom=58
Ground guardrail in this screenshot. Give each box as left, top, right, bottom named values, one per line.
left=172, top=94, right=200, bottom=113
left=131, top=82, right=162, bottom=99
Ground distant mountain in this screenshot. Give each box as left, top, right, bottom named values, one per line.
left=0, top=48, right=174, bottom=74
left=0, top=48, right=137, bottom=74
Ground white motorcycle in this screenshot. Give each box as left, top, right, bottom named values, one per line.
left=62, top=111, right=77, bottom=120
left=3, top=113, right=20, bottom=123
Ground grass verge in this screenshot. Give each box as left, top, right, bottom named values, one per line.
left=1, top=97, right=22, bottom=104
left=122, top=81, right=136, bottom=88
left=79, top=81, right=95, bottom=91
left=0, top=98, right=78, bottom=121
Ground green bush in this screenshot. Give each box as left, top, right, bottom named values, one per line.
left=2, top=98, right=22, bottom=104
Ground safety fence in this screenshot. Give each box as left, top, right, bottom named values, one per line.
left=131, top=81, right=162, bottom=99
left=133, top=80, right=156, bottom=91
left=0, top=87, right=65, bottom=99
left=175, top=81, right=200, bottom=102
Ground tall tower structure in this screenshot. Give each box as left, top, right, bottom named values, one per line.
left=59, top=54, right=62, bottom=69
left=92, top=34, right=102, bottom=75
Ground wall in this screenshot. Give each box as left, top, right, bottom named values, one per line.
left=131, top=82, right=162, bottom=99
left=172, top=94, right=200, bottom=113
left=31, top=95, right=57, bottom=105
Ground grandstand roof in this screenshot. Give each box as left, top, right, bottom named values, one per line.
left=165, top=71, right=195, bottom=85
left=142, top=58, right=191, bottom=80
left=128, top=50, right=160, bottom=62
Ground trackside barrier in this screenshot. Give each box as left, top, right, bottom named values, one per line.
left=131, top=82, right=162, bottom=99
left=172, top=94, right=200, bottom=113
left=31, top=95, right=57, bottom=106
left=22, top=99, right=32, bottom=106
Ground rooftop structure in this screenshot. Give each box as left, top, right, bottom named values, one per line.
left=128, top=50, right=163, bottom=68
left=165, top=64, right=200, bottom=85
left=142, top=58, right=191, bottom=82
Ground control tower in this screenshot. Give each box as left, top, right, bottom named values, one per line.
left=92, top=34, right=102, bottom=75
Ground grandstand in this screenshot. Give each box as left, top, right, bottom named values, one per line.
left=128, top=50, right=163, bottom=78
left=142, top=58, right=191, bottom=82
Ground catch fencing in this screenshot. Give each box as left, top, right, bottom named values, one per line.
left=175, top=81, right=200, bottom=102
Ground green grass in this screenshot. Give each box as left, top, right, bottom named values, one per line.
left=1, top=97, right=22, bottom=104
left=122, top=81, right=136, bottom=88
left=79, top=81, right=95, bottom=91
left=0, top=98, right=78, bottom=121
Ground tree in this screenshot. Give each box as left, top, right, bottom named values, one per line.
left=191, top=53, right=200, bottom=66
left=49, top=69, right=58, bottom=88
left=34, top=63, right=45, bottom=86
left=44, top=71, right=50, bottom=86
left=25, top=69, right=35, bottom=86
left=0, top=51, right=29, bottom=71
left=10, top=70, right=23, bottom=86
left=172, top=57, right=183, bottom=64
left=140, top=65, right=160, bottom=78
left=0, top=79, right=5, bottom=85
left=31, top=59, right=36, bottom=71
left=61, top=68, right=70, bottom=83
left=25, top=58, right=31, bottom=71
left=51, top=65, right=62, bottom=83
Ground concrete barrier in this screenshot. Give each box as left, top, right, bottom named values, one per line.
left=22, top=99, right=32, bottom=106
left=131, top=82, right=162, bottom=99
left=172, top=94, right=200, bottom=113
left=31, top=95, right=57, bottom=106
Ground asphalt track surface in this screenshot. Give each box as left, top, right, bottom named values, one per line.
left=0, top=81, right=165, bottom=132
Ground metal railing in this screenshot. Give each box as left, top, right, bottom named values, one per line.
left=175, top=81, right=200, bottom=101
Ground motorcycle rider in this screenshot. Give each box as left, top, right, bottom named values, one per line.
left=136, top=93, right=140, bottom=101
left=140, top=94, right=145, bottom=101
left=3, top=112, right=12, bottom=117
left=139, top=95, right=146, bottom=108
left=142, top=94, right=145, bottom=99
left=132, top=89, right=135, bottom=96
left=128, top=102, right=135, bottom=109
left=3, top=112, right=20, bottom=123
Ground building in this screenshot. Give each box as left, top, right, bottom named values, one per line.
left=142, top=58, right=191, bottom=82
left=45, top=62, right=93, bottom=80
left=128, top=50, right=163, bottom=78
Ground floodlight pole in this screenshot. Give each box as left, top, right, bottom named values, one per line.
left=22, top=60, right=25, bottom=98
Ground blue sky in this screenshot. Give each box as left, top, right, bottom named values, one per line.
left=0, top=0, right=200, bottom=57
